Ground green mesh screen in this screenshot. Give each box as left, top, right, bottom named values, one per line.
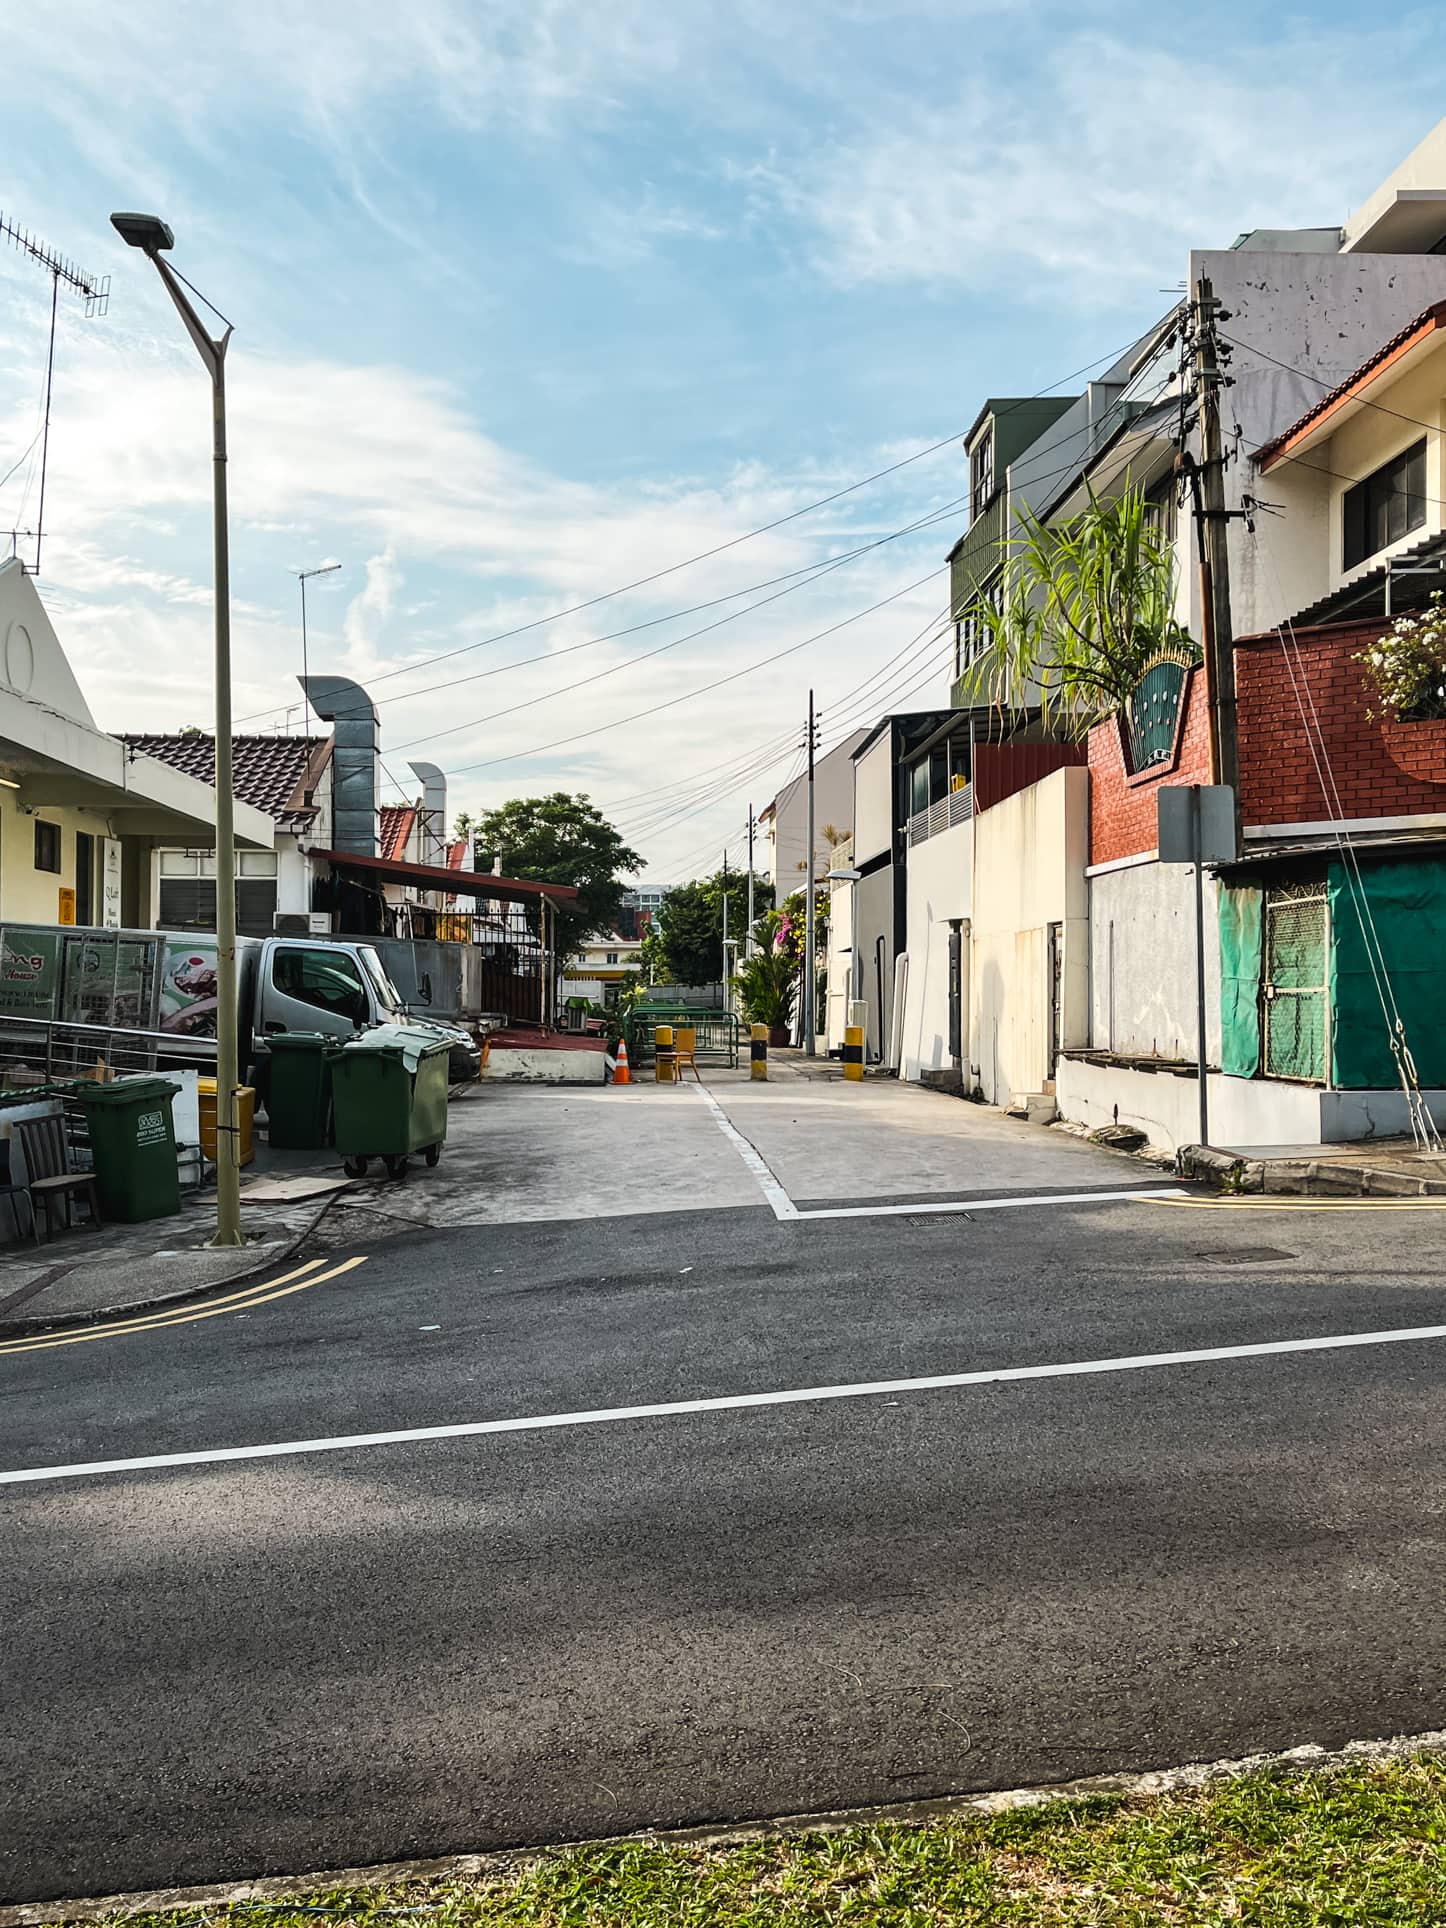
left=1263, top=887, right=1327, bottom=1082
left=1217, top=884, right=1263, bottom=1078
left=1329, top=858, right=1446, bottom=1090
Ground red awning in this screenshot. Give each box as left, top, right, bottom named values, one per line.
left=307, top=847, right=578, bottom=904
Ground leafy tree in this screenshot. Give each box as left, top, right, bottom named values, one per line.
left=451, top=810, right=476, bottom=856
left=649, top=868, right=774, bottom=986
left=471, top=793, right=642, bottom=959
left=966, top=482, right=1196, bottom=732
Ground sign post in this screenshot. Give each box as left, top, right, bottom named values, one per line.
left=1157, top=785, right=1235, bottom=1149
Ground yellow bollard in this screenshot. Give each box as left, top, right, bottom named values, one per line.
left=750, top=1022, right=768, bottom=1081
left=843, top=1023, right=864, bottom=1082
left=654, top=1022, right=677, bottom=1084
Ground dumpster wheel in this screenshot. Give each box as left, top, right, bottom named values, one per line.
left=343, top=1156, right=369, bottom=1179
left=425, top=1143, right=441, bottom=1167
left=384, top=1154, right=409, bottom=1180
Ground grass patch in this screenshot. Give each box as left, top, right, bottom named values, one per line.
left=64, top=1752, right=1446, bottom=1927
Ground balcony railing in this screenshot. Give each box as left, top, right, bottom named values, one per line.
left=906, top=784, right=974, bottom=847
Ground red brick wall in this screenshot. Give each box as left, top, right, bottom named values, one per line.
left=1089, top=627, right=1446, bottom=865
left=1088, top=667, right=1212, bottom=866
left=1235, top=622, right=1446, bottom=826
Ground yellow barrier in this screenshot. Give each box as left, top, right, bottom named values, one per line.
left=750, top=1022, right=768, bottom=1081
left=655, top=1022, right=677, bottom=1084
left=843, top=1024, right=864, bottom=1082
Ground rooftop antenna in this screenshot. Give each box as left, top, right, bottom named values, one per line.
left=0, top=212, right=110, bottom=576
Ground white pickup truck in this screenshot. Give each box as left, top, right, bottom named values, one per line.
left=0, top=923, right=481, bottom=1088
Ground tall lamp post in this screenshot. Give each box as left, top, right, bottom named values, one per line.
left=297, top=562, right=341, bottom=732
left=111, top=212, right=243, bottom=1247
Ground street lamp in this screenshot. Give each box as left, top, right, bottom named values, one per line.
left=296, top=562, right=341, bottom=733
left=111, top=211, right=243, bottom=1248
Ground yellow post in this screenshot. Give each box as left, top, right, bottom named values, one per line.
left=655, top=1023, right=677, bottom=1084
left=843, top=1023, right=864, bottom=1082
left=750, top=1022, right=768, bottom=1081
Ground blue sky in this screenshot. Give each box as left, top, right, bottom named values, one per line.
left=2, top=0, right=1444, bottom=878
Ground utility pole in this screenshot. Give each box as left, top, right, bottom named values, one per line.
left=804, top=689, right=818, bottom=1056
left=721, top=846, right=729, bottom=989
left=1187, top=275, right=1241, bottom=853
left=745, top=807, right=755, bottom=959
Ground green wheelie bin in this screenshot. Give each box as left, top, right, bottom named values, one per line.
left=264, top=1032, right=340, bottom=1149
left=78, top=1077, right=181, bottom=1223
left=331, top=1025, right=450, bottom=1180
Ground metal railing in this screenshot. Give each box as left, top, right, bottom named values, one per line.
left=0, top=1015, right=217, bottom=1089
left=623, top=1006, right=739, bottom=1068
left=906, top=784, right=974, bottom=847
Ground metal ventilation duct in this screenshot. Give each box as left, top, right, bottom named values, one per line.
left=300, top=674, right=379, bottom=857
left=408, top=760, right=448, bottom=867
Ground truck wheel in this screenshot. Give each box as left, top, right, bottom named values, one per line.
left=425, top=1143, right=441, bottom=1167
left=384, top=1154, right=408, bottom=1179
left=343, top=1156, right=368, bottom=1178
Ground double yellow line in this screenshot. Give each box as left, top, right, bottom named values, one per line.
left=0, top=1255, right=367, bottom=1356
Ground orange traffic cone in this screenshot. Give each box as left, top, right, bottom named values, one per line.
left=612, top=1037, right=632, bottom=1085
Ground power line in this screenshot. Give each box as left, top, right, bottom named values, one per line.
left=437, top=565, right=940, bottom=781
left=385, top=495, right=968, bottom=757
left=232, top=332, right=1148, bottom=729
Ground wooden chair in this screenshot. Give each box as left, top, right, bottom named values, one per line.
left=0, top=1139, right=38, bottom=1248
left=15, top=1114, right=102, bottom=1241
left=674, top=1026, right=703, bottom=1084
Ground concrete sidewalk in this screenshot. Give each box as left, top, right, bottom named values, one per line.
left=1185, top=1136, right=1446, bottom=1197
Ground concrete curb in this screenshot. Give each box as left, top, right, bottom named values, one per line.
left=0, top=1189, right=349, bottom=1340
left=6, top=1726, right=1443, bottom=1923
left=1179, top=1141, right=1446, bottom=1198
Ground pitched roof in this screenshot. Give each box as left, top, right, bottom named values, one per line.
left=1254, top=301, right=1446, bottom=471
left=122, top=733, right=328, bottom=826
left=379, top=802, right=417, bottom=861
left=445, top=838, right=468, bottom=870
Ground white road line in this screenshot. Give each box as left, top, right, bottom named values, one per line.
left=796, top=1187, right=1188, bottom=1219
left=7, top=1319, right=1446, bottom=1487
left=691, top=1081, right=1185, bottom=1220
left=692, top=1082, right=798, bottom=1219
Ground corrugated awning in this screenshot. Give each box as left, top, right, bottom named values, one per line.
left=308, top=847, right=579, bottom=905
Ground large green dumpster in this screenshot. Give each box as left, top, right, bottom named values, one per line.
left=265, top=1032, right=340, bottom=1149
left=331, top=1025, right=450, bottom=1180
left=78, top=1077, right=181, bottom=1222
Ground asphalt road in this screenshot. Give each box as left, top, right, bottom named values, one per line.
left=5, top=1182, right=1446, bottom=1902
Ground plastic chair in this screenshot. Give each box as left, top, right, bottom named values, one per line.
left=15, top=1114, right=102, bottom=1241
left=674, top=1026, right=703, bottom=1083
left=0, top=1139, right=38, bottom=1248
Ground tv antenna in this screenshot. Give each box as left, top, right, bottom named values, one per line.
left=0, top=212, right=110, bottom=576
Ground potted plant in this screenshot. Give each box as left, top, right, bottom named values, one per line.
left=733, top=916, right=797, bottom=1044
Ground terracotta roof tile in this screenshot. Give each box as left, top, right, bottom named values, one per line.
left=379, top=803, right=417, bottom=861
left=122, top=734, right=327, bottom=825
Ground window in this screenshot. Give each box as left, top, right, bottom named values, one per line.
left=970, top=429, right=995, bottom=518
left=1343, top=439, right=1426, bottom=570
left=606, top=951, right=619, bottom=964
left=33, top=820, right=61, bottom=873
left=271, top=946, right=370, bottom=1025
left=158, top=848, right=279, bottom=935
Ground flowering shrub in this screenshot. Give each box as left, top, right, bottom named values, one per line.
left=1357, top=595, right=1446, bottom=720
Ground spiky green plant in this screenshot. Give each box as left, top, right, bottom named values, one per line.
left=965, top=481, right=1198, bottom=734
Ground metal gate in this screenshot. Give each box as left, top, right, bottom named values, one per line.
left=1047, top=921, right=1063, bottom=1079
left=1263, top=883, right=1329, bottom=1082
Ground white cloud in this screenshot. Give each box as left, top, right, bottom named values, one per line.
left=745, top=31, right=1446, bottom=306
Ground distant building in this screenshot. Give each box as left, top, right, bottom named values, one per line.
left=757, top=732, right=868, bottom=886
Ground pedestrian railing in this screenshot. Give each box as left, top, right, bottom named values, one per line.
left=0, top=1015, right=217, bottom=1088
left=623, top=1005, right=739, bottom=1069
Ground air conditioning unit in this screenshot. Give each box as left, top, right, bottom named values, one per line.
left=273, top=912, right=333, bottom=937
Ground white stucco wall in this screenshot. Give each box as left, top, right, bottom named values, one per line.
left=1056, top=1053, right=1446, bottom=1152
left=1088, top=858, right=1222, bottom=1064
left=852, top=863, right=895, bottom=1063
left=824, top=874, right=855, bottom=1052
left=852, top=733, right=895, bottom=866
left=900, top=819, right=972, bottom=1082
left=1188, top=247, right=1446, bottom=636
left=969, top=767, right=1089, bottom=1104
left=761, top=730, right=866, bottom=884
